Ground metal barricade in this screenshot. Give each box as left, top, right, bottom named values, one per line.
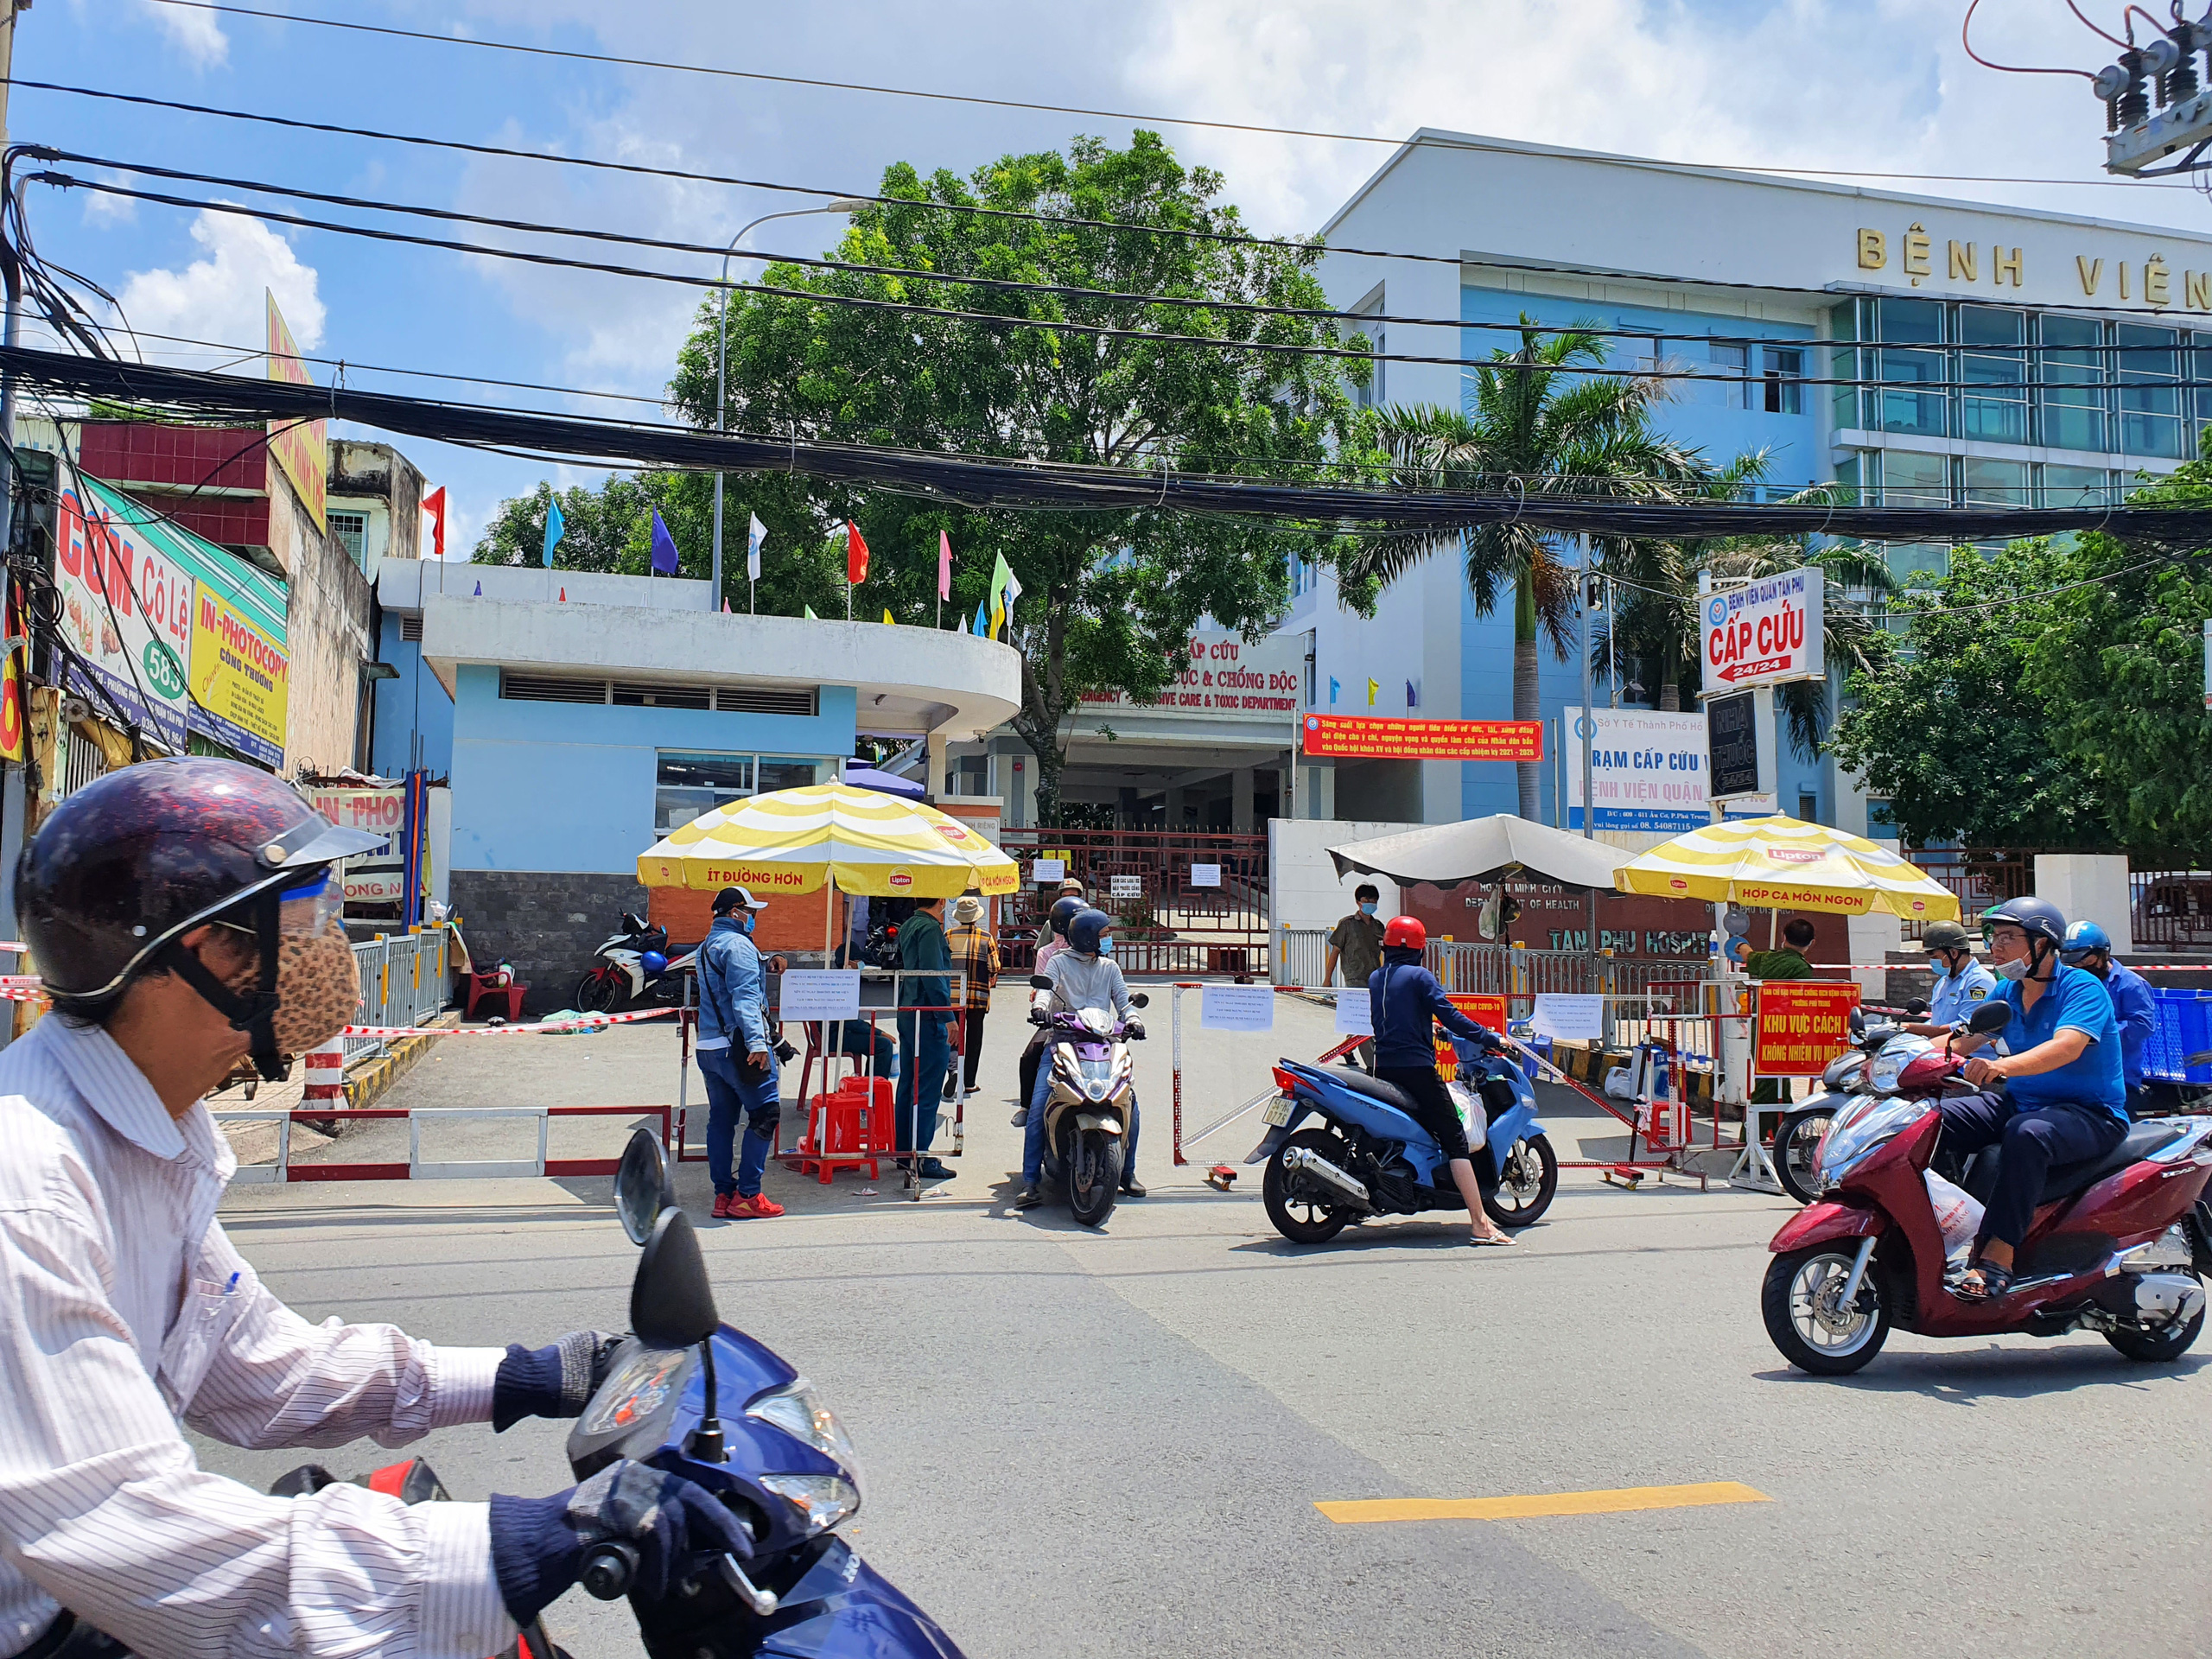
left=345, top=928, right=454, bottom=1064
left=1274, top=928, right=1329, bottom=988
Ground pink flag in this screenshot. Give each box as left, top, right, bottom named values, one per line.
left=938, top=530, right=952, bottom=601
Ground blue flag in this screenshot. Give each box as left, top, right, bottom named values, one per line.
left=650, top=510, right=679, bottom=574
left=542, top=496, right=565, bottom=568
left=1328, top=677, right=1338, bottom=706
left=1407, top=679, right=1418, bottom=708
left=972, top=599, right=988, bottom=637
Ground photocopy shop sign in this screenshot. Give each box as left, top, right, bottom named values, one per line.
left=310, top=785, right=405, bottom=904
left=1701, top=567, right=1822, bottom=693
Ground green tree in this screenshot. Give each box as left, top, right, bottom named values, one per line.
left=1827, top=538, right=2113, bottom=849
left=671, top=130, right=1373, bottom=823
left=1344, top=323, right=1695, bottom=817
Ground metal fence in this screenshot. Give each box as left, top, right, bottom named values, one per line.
left=346, top=928, right=454, bottom=1062
left=2130, top=868, right=2212, bottom=950
left=1901, top=847, right=2034, bottom=938
left=1274, top=927, right=1330, bottom=988
left=999, top=827, right=1271, bottom=976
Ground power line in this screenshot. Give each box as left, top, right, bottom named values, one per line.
left=43, top=171, right=2212, bottom=393
left=11, top=342, right=2212, bottom=547
left=137, top=1, right=2208, bottom=193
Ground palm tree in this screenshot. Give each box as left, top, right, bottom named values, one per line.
left=1345, top=321, right=1698, bottom=817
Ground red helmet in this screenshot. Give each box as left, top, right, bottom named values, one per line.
left=1382, top=915, right=1427, bottom=950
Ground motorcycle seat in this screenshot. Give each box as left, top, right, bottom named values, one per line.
left=1291, top=1062, right=1415, bottom=1114
left=1967, top=1118, right=2184, bottom=1208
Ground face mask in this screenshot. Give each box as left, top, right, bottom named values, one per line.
left=1097, top=938, right=1113, bottom=956
left=219, top=907, right=360, bottom=1058
left=1358, top=902, right=1377, bottom=916
left=1993, top=956, right=2030, bottom=983
left=741, top=912, right=755, bottom=934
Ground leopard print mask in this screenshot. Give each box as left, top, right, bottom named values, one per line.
left=219, top=919, right=361, bottom=1058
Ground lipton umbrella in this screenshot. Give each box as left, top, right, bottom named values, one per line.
left=1611, top=815, right=1958, bottom=919
left=638, top=781, right=1018, bottom=899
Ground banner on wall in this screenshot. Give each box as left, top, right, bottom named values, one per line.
left=189, top=582, right=289, bottom=767
left=309, top=785, right=407, bottom=903
left=1302, top=714, right=1543, bottom=762
left=1563, top=709, right=1712, bottom=833
left=265, top=289, right=328, bottom=532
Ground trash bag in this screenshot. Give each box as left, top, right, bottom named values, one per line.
left=1924, top=1168, right=1986, bottom=1260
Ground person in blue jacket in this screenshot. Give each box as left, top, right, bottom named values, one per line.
left=696, top=885, right=794, bottom=1220
left=1369, top=914, right=1517, bottom=1247
left=2061, top=919, right=2158, bottom=1117
left=1942, top=898, right=2128, bottom=1300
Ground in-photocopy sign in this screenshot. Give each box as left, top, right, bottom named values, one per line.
left=1701, top=567, right=1822, bottom=693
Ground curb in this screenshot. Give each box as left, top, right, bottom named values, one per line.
left=345, top=1011, right=460, bottom=1109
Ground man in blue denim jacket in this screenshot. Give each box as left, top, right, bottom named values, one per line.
left=696, top=886, right=792, bottom=1219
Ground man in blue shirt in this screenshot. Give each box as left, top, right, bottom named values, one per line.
left=1904, top=921, right=1997, bottom=1036
left=696, top=886, right=795, bottom=1220
left=1938, top=898, right=2127, bottom=1301
left=2060, top=920, right=2158, bottom=1117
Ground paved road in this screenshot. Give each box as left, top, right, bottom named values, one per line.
left=207, top=988, right=2212, bottom=1658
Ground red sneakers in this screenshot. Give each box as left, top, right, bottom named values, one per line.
left=728, top=1193, right=785, bottom=1219
left=711, top=1192, right=735, bottom=1219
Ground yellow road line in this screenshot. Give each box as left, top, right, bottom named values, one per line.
left=1317, top=1481, right=1771, bottom=1524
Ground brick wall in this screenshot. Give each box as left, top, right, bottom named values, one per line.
left=450, top=870, right=651, bottom=1014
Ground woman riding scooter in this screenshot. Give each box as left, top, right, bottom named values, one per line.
left=1370, top=916, right=1517, bottom=1247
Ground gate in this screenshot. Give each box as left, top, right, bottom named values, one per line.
left=998, top=828, right=1269, bottom=977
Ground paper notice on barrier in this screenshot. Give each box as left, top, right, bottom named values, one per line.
left=1190, top=862, right=1223, bottom=888
left=1333, top=991, right=1373, bottom=1036
left=779, top=969, right=861, bottom=1022
left=1200, top=984, right=1274, bottom=1031
left=1531, top=993, right=1605, bottom=1043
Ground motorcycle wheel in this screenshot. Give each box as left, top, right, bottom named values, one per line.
left=2104, top=1275, right=2205, bottom=1362
left=1262, top=1127, right=1353, bottom=1246
left=1762, top=1243, right=1891, bottom=1375
left=1068, top=1127, right=1123, bottom=1228
left=1481, top=1134, right=1559, bottom=1229
left=574, top=969, right=624, bottom=1014
left=1773, top=1107, right=1835, bottom=1206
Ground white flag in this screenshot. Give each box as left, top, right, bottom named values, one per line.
left=747, top=513, right=766, bottom=582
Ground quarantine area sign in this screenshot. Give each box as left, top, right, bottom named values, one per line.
left=1701, top=566, right=1822, bottom=693
left=1302, top=714, right=1543, bottom=762
left=1754, top=981, right=1859, bottom=1077
left=1436, top=992, right=1510, bottom=1077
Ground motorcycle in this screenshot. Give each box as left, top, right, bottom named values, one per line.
left=1772, top=1000, right=1929, bottom=1205
left=577, top=912, right=698, bottom=1014
left=1246, top=1036, right=1559, bottom=1245
left=270, top=1130, right=966, bottom=1658
left=1764, top=1000, right=2212, bottom=1375
left=1025, top=973, right=1147, bottom=1227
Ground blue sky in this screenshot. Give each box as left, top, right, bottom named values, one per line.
left=21, top=0, right=2207, bottom=553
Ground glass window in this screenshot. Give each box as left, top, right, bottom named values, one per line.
left=1875, top=299, right=1947, bottom=438
left=1885, top=543, right=1949, bottom=587
left=656, top=752, right=753, bottom=834
left=328, top=510, right=368, bottom=567
left=1833, top=454, right=1862, bottom=506
left=758, top=757, right=822, bottom=794
left=1957, top=306, right=2028, bottom=446
left=1761, top=346, right=1804, bottom=415
left=1711, top=341, right=1750, bottom=410
left=2117, top=323, right=2185, bottom=458
left=1961, top=457, right=2029, bottom=508
left=2040, top=315, right=2107, bottom=453
left=2040, top=463, right=2111, bottom=507
left=1830, top=343, right=1864, bottom=432
left=1880, top=449, right=1950, bottom=507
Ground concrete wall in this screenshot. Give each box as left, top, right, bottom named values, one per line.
left=448, top=869, right=649, bottom=1014
left=1268, top=818, right=1422, bottom=934
left=446, top=664, right=858, bottom=874
left=264, top=460, right=372, bottom=777
left=329, top=439, right=426, bottom=584
left=371, top=613, right=454, bottom=778
left=2035, top=854, right=2135, bottom=952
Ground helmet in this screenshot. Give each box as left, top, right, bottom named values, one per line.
left=2059, top=919, right=2113, bottom=966
left=1047, top=894, right=1085, bottom=938
left=1921, top=922, right=1973, bottom=955
left=17, top=758, right=383, bottom=1077
left=1382, top=915, right=1427, bottom=951
left=1982, top=896, right=2067, bottom=948
left=1066, top=907, right=1112, bottom=956
left=639, top=950, right=669, bottom=976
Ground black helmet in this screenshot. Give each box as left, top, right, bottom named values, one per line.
left=1067, top=907, right=1112, bottom=956
left=1921, top=922, right=1973, bottom=955
left=1047, top=894, right=1085, bottom=938
left=1982, top=896, right=2066, bottom=948
left=17, top=758, right=383, bottom=1077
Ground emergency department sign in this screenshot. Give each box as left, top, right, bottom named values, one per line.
left=1754, top=981, right=1860, bottom=1077
left=1701, top=567, right=1823, bottom=694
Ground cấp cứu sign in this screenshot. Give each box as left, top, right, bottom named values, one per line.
left=1700, top=567, right=1822, bottom=695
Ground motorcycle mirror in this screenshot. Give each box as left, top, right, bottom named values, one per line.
left=1130, top=991, right=1149, bottom=1009
left=1848, top=1007, right=1865, bottom=1034
left=1967, top=1001, right=2012, bottom=1035
left=613, top=1128, right=671, bottom=1247
left=1029, top=974, right=1052, bottom=989
left=631, top=1209, right=720, bottom=1349
left=1904, top=997, right=1929, bottom=1017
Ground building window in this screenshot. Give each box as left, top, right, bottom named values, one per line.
left=1829, top=299, right=1866, bottom=432
left=1875, top=298, right=1948, bottom=439
left=1760, top=346, right=1803, bottom=415
left=328, top=510, right=368, bottom=569
left=2117, top=322, right=2186, bottom=459
left=656, top=752, right=755, bottom=833
left=1711, top=341, right=1751, bottom=410
left=1879, top=448, right=1949, bottom=508
left=758, top=756, right=822, bottom=795
left=1797, top=791, right=1821, bottom=825
left=1866, top=798, right=1897, bottom=834
left=1958, top=306, right=2029, bottom=446
left=1961, top=455, right=2028, bottom=509
left=2039, top=462, right=2112, bottom=507
left=2039, top=315, right=2107, bottom=454
left=1350, top=294, right=1383, bottom=410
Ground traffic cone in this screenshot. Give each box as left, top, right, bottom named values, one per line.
left=301, top=1035, right=346, bottom=1130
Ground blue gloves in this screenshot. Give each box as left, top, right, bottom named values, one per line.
left=492, top=1331, right=624, bottom=1432
left=489, top=1459, right=755, bottom=1625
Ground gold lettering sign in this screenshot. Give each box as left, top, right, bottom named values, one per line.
left=1857, top=228, right=1886, bottom=270
left=2146, top=255, right=2171, bottom=306
left=2189, top=270, right=2212, bottom=308
left=1902, top=223, right=1932, bottom=279
left=2078, top=256, right=2103, bottom=296
left=1993, top=246, right=2023, bottom=286
left=1853, top=231, right=2205, bottom=310
left=1948, top=240, right=1977, bottom=282
left=2120, top=264, right=2132, bottom=300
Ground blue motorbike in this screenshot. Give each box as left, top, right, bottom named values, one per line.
left=270, top=1129, right=964, bottom=1659
left=1247, top=1039, right=1560, bottom=1245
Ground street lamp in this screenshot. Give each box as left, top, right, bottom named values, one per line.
left=712, top=200, right=868, bottom=611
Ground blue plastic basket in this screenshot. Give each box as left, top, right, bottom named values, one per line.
left=2144, top=988, right=2212, bottom=1085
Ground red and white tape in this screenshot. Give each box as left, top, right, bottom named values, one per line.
left=340, top=1007, right=678, bottom=1039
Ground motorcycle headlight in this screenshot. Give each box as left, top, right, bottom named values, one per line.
left=1866, top=1046, right=1914, bottom=1095
left=757, top=1473, right=861, bottom=1537
left=746, top=1378, right=862, bottom=1490
left=1820, top=1051, right=1864, bottom=1090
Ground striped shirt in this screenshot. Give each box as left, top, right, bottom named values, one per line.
left=0, top=1017, right=513, bottom=1659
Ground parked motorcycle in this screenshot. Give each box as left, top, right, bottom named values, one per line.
left=1026, top=973, right=1147, bottom=1226
left=1247, top=1037, right=1559, bottom=1245
left=1764, top=1000, right=2212, bottom=1375
left=270, top=1131, right=965, bottom=1657
left=577, top=912, right=698, bottom=1014
left=1772, top=1000, right=1929, bottom=1205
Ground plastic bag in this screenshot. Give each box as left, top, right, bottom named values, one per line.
left=1924, top=1169, right=1985, bottom=1260
left=1448, top=1080, right=1487, bottom=1152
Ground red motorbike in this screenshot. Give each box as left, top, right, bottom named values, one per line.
left=1764, top=1001, right=2212, bottom=1375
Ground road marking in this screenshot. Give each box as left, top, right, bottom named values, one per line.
left=1316, top=1481, right=1771, bottom=1523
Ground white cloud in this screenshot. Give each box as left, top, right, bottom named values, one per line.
left=135, top=0, right=228, bottom=67
left=113, top=208, right=326, bottom=365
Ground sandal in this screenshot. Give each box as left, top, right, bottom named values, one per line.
left=1953, top=1261, right=2013, bottom=1302
left=1466, top=1230, right=1517, bottom=1247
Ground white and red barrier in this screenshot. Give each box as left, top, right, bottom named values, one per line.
left=213, top=1103, right=672, bottom=1185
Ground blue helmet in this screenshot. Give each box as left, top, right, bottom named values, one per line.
left=2059, top=919, right=2113, bottom=965
left=1066, top=906, right=1112, bottom=957
left=1983, top=896, right=2067, bottom=949
left=1047, top=894, right=1086, bottom=938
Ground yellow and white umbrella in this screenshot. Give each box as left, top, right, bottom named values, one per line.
left=1612, top=816, right=1959, bottom=920
left=637, top=781, right=1019, bottom=899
